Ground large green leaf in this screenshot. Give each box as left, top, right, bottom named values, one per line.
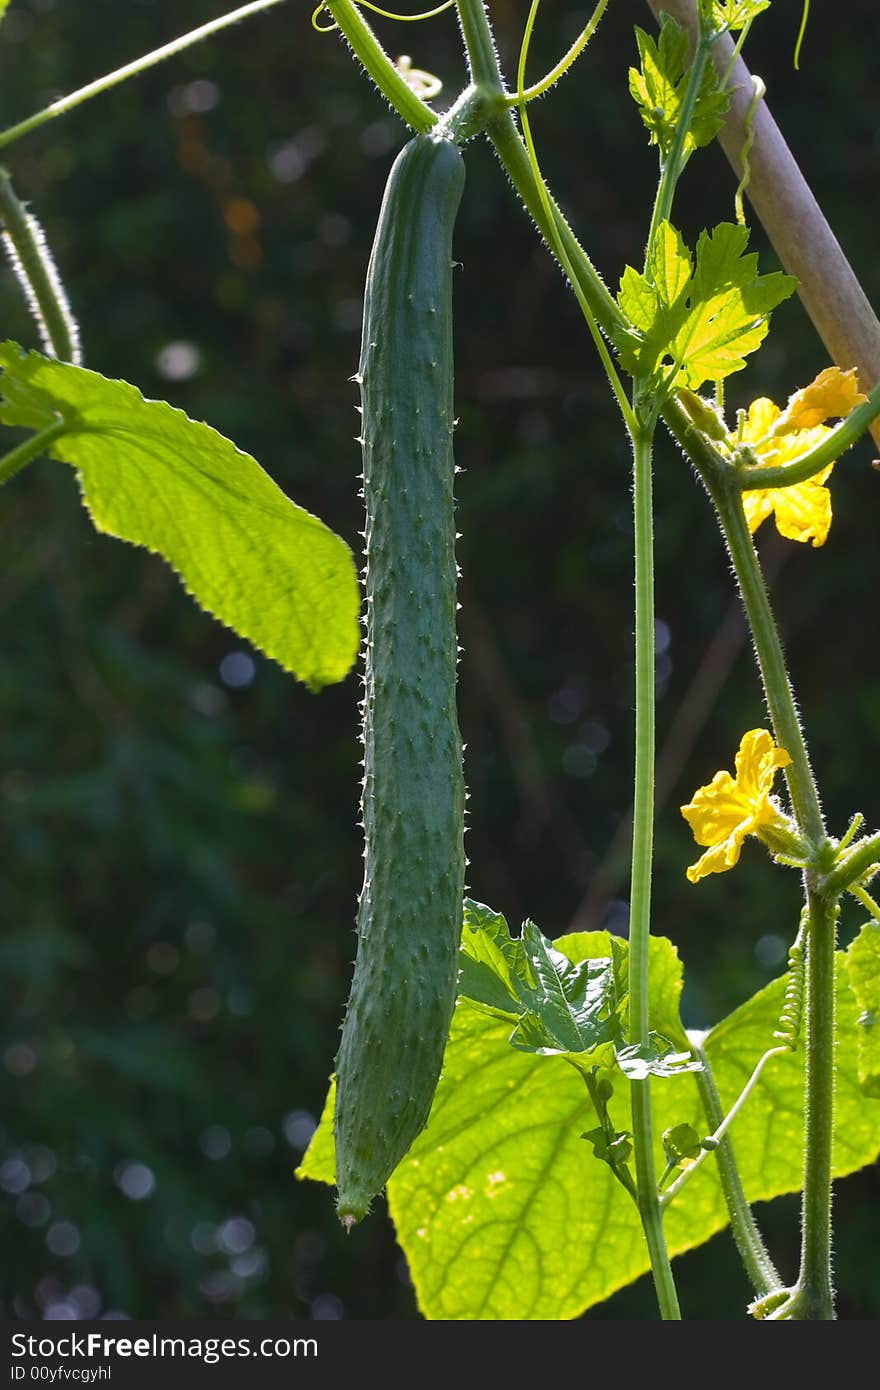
left=300, top=931, right=880, bottom=1319
left=846, top=922, right=880, bottom=1097
left=0, top=342, right=360, bottom=690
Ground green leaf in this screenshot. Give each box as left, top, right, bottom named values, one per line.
left=584, top=1125, right=633, bottom=1168
left=663, top=1122, right=703, bottom=1166
left=300, top=936, right=880, bottom=1320
left=713, top=0, right=771, bottom=32
left=298, top=1077, right=337, bottom=1181
left=0, top=343, right=360, bottom=690
left=459, top=900, right=624, bottom=1057
left=649, top=219, right=692, bottom=308
left=615, top=221, right=796, bottom=391
left=0, top=2, right=10, bottom=25
left=459, top=902, right=695, bottom=1075
left=628, top=17, right=729, bottom=160
left=846, top=922, right=880, bottom=1097
left=618, top=267, right=661, bottom=339
left=457, top=899, right=531, bottom=1019
left=674, top=224, right=796, bottom=387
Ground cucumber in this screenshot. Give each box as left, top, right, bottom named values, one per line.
left=334, top=134, right=466, bottom=1225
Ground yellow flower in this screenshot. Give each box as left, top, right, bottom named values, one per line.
left=680, top=729, right=792, bottom=884
left=736, top=367, right=866, bottom=547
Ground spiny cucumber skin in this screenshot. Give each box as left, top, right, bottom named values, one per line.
left=334, top=136, right=466, bottom=1224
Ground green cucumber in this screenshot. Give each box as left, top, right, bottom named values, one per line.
left=334, top=134, right=466, bottom=1225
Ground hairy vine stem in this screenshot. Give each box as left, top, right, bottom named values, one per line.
left=714, top=488, right=824, bottom=841
left=628, top=423, right=680, bottom=1320
left=691, top=461, right=838, bottom=1318
left=0, top=169, right=81, bottom=365
left=688, top=1041, right=782, bottom=1299
left=790, top=890, right=837, bottom=1319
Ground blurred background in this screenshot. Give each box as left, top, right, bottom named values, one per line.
left=0, top=0, right=877, bottom=1320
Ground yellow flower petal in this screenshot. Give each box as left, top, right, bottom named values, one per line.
left=731, top=369, right=867, bottom=547
left=681, top=729, right=791, bottom=882
left=741, top=397, right=780, bottom=445
left=685, top=823, right=750, bottom=883
left=741, top=425, right=837, bottom=546
left=742, top=489, right=775, bottom=536
left=748, top=733, right=790, bottom=804
left=743, top=471, right=833, bottom=546
left=765, top=477, right=832, bottom=546
left=774, top=366, right=867, bottom=435
left=734, top=728, right=777, bottom=795
left=681, top=770, right=751, bottom=848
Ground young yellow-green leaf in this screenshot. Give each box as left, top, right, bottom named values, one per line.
left=615, top=221, right=796, bottom=392
left=628, top=17, right=729, bottom=160
left=846, top=922, right=880, bottom=1097
left=713, top=0, right=771, bottom=33
left=0, top=2, right=10, bottom=25
left=672, top=223, right=796, bottom=388
left=299, top=937, right=880, bottom=1319
left=617, top=267, right=661, bottom=339
left=0, top=343, right=359, bottom=690
left=650, top=219, right=692, bottom=308
left=617, top=225, right=692, bottom=381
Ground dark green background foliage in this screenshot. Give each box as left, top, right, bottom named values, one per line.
left=0, top=0, right=877, bottom=1319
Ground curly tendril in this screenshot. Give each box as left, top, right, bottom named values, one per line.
left=311, top=0, right=454, bottom=33
left=794, top=0, right=810, bottom=70
left=773, top=911, right=808, bottom=1049
left=507, top=0, right=608, bottom=106
left=311, top=3, right=335, bottom=30
left=734, top=75, right=765, bottom=226
left=514, top=0, right=634, bottom=430
left=393, top=54, right=442, bottom=101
